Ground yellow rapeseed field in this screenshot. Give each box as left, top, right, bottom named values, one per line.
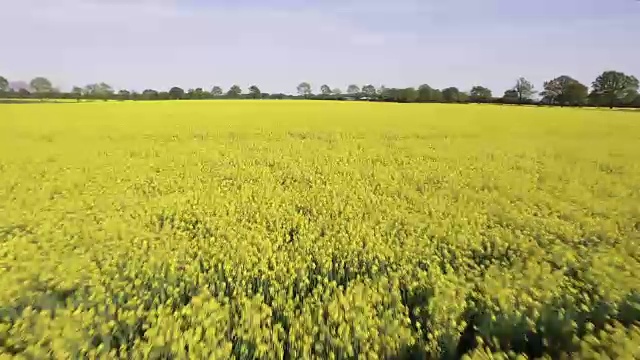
left=1, top=101, right=639, bottom=359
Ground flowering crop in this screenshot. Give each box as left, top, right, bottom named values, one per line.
left=1, top=101, right=639, bottom=358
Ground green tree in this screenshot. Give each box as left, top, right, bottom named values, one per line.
left=190, top=88, right=205, bottom=99
left=169, top=87, right=185, bottom=100
left=622, top=90, right=639, bottom=106
left=99, top=83, right=114, bottom=97
left=83, top=84, right=97, bottom=97
left=320, top=84, right=332, bottom=96
left=379, top=86, right=395, bottom=101
left=0, top=76, right=8, bottom=92
left=502, top=89, right=520, bottom=103
left=71, top=86, right=83, bottom=101
left=297, top=82, right=312, bottom=97
left=400, top=87, right=418, bottom=102
left=82, top=83, right=113, bottom=100
left=591, top=70, right=640, bottom=108
left=211, top=86, right=223, bottom=97
left=249, top=85, right=261, bottom=99
left=469, top=86, right=492, bottom=102
left=563, top=82, right=588, bottom=106
left=30, top=77, right=53, bottom=93
left=347, top=84, right=360, bottom=95
left=98, top=83, right=114, bottom=100
left=513, top=77, right=535, bottom=103
left=361, top=84, right=376, bottom=98
left=541, top=75, right=588, bottom=105
left=227, top=85, right=242, bottom=98
left=442, top=87, right=461, bottom=102
left=417, top=84, right=435, bottom=102
left=332, top=88, right=342, bottom=95
left=541, top=77, right=564, bottom=104
left=117, top=90, right=131, bottom=101
left=141, top=89, right=159, bottom=100
left=431, top=89, right=443, bottom=102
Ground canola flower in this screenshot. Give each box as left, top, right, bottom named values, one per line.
left=0, top=101, right=639, bottom=359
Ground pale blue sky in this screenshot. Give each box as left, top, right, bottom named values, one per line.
left=2, top=0, right=639, bottom=94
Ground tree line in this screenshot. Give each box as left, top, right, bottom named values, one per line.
left=1, top=70, right=639, bottom=108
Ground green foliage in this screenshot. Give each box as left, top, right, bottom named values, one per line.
left=442, top=87, right=461, bottom=102
left=320, top=85, right=332, bottom=96
left=249, top=85, right=262, bottom=99
left=297, top=82, right=312, bottom=97
left=361, top=85, right=377, bottom=98
left=0, top=76, right=8, bottom=92
left=513, top=77, right=536, bottom=102
left=211, top=86, right=224, bottom=97
left=1, top=102, right=639, bottom=358
left=29, top=77, right=53, bottom=93
left=168, top=87, right=185, bottom=100
left=347, top=84, right=360, bottom=95
left=541, top=76, right=589, bottom=106
left=469, top=86, right=492, bottom=102
left=227, top=85, right=242, bottom=98
left=591, top=71, right=640, bottom=108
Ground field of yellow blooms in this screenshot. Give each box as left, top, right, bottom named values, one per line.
left=1, top=101, right=639, bottom=359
